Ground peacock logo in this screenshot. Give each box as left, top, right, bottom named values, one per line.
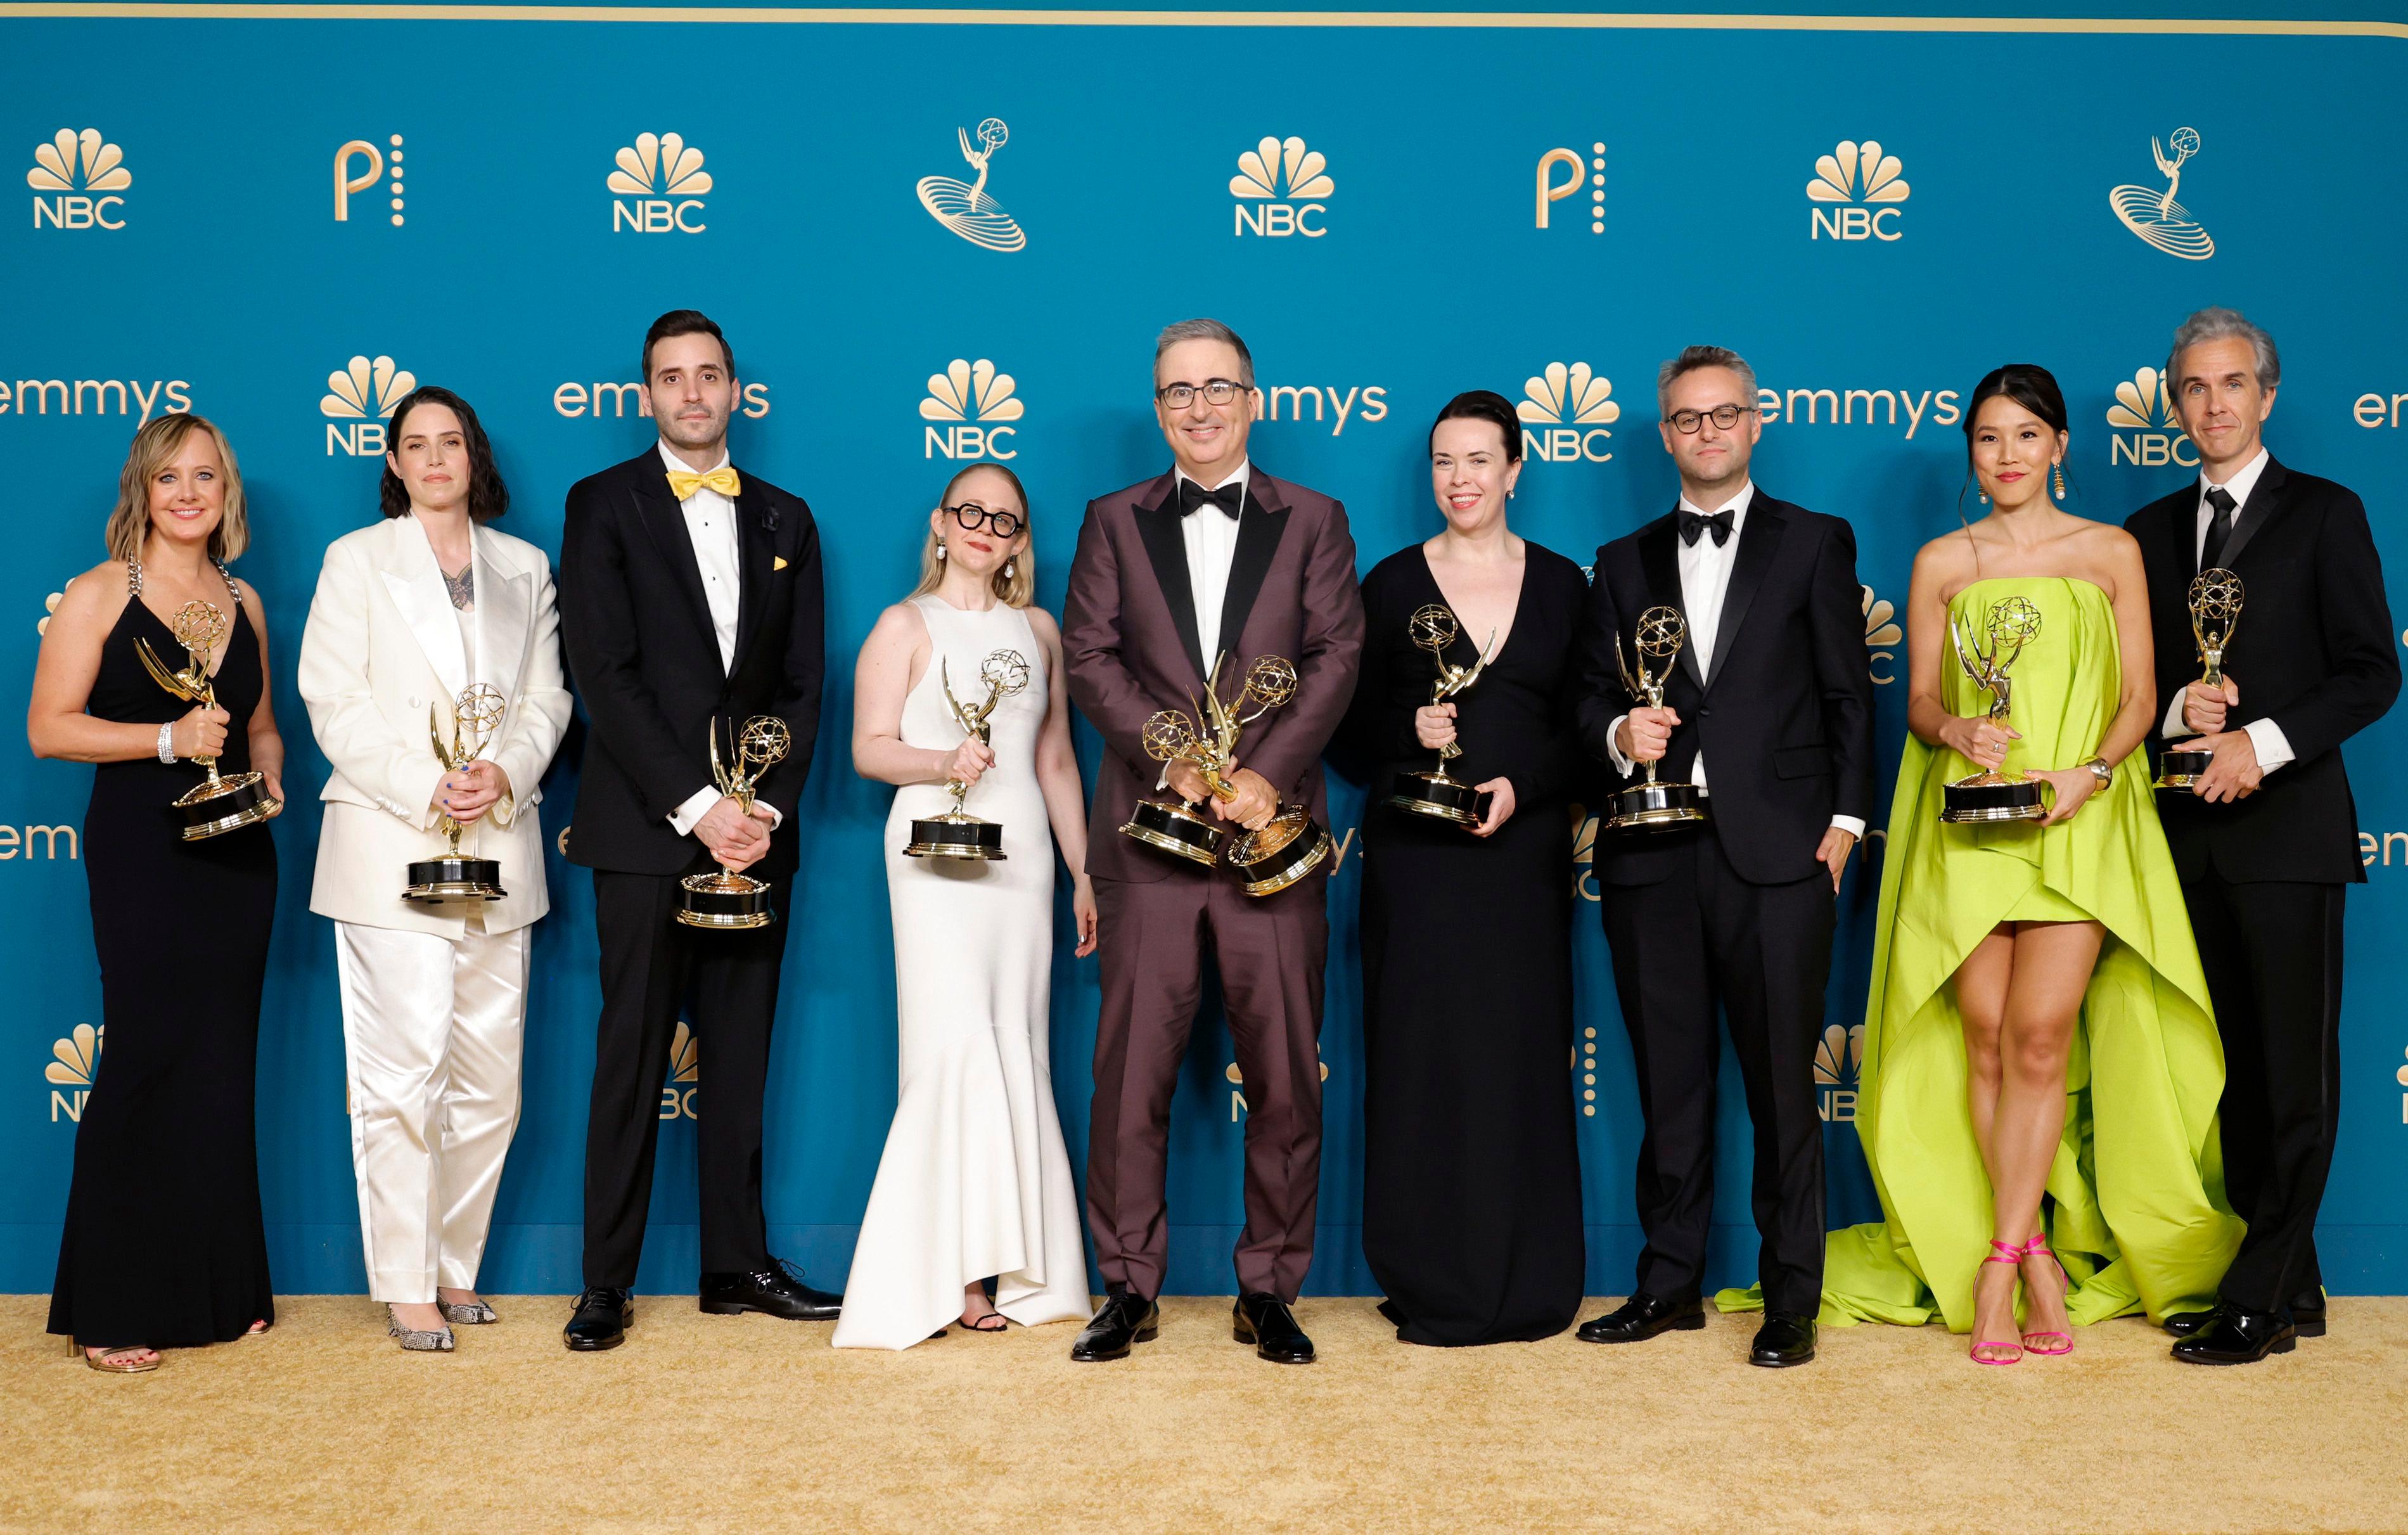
left=608, top=132, right=711, bottom=234
left=1862, top=586, right=1901, bottom=684
left=321, top=355, right=418, bottom=458
left=38, top=591, right=61, bottom=636
left=660, top=1021, right=699, bottom=1120
left=46, top=1024, right=103, bottom=1122
left=1807, top=139, right=1907, bottom=241
left=29, top=128, right=131, bottom=229
left=1815, top=1023, right=1865, bottom=1121
left=920, top=358, right=1023, bottom=461
left=2107, top=366, right=2200, bottom=468
left=1518, top=363, right=1619, bottom=465
left=1231, top=136, right=1333, bottom=238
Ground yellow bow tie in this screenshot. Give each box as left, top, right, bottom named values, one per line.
left=667, top=465, right=741, bottom=501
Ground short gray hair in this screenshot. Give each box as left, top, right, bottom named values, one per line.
left=1657, top=345, right=1758, bottom=417
left=1155, top=318, right=1255, bottom=387
left=2168, top=306, right=2280, bottom=393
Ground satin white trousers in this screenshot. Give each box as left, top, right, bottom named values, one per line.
left=335, top=919, right=530, bottom=1302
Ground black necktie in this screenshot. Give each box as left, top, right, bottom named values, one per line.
left=1679, top=508, right=1734, bottom=548
left=2201, top=485, right=2238, bottom=570
left=1177, top=478, right=1243, bottom=520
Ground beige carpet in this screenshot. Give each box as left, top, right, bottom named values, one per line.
left=4, top=1295, right=2405, bottom=1533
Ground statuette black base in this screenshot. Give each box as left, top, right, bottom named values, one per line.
left=2153, top=747, right=2213, bottom=791
left=174, top=771, right=282, bottom=842
left=904, top=813, right=1008, bottom=861
left=405, top=856, right=507, bottom=902
left=1383, top=769, right=1490, bottom=831
left=676, top=872, right=776, bottom=930
left=1940, top=772, right=2049, bottom=823
left=1608, top=779, right=1709, bottom=832
left=1121, top=799, right=1226, bottom=866
left=1227, top=807, right=1333, bottom=896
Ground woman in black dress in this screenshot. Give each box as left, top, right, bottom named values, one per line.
left=30, top=413, right=285, bottom=1372
left=1348, top=390, right=1587, bottom=1346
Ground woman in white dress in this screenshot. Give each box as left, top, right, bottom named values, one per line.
left=836, top=462, right=1099, bottom=1348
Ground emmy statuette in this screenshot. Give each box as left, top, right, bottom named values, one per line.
left=405, top=683, right=511, bottom=901
left=904, top=648, right=1032, bottom=860
left=136, top=600, right=283, bottom=840
left=1606, top=605, right=1709, bottom=831
left=674, top=716, right=791, bottom=930
left=1382, top=603, right=1499, bottom=830
left=2155, top=568, right=2245, bottom=791
left=1215, top=657, right=1335, bottom=896
left=1940, top=594, right=2049, bottom=823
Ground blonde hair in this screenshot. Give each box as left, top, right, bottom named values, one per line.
left=909, top=462, right=1035, bottom=608
left=105, top=413, right=250, bottom=564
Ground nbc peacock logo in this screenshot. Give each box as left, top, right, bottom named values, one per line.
left=46, top=1023, right=103, bottom=1122
left=1231, top=136, right=1333, bottom=238
left=920, top=358, right=1023, bottom=461
left=1815, top=1023, right=1864, bottom=1122
left=1806, top=139, right=1908, bottom=241
left=608, top=132, right=712, bottom=234
left=2109, top=127, right=2213, bottom=261
left=1862, top=586, right=1901, bottom=684
left=2106, top=366, right=2200, bottom=469
left=29, top=128, right=131, bottom=230
left=321, top=354, right=418, bottom=458
left=1517, top=362, right=1620, bottom=465
left=660, top=1021, right=699, bottom=1120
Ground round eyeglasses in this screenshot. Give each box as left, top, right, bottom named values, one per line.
left=945, top=503, right=1023, bottom=539
left=1667, top=404, right=1756, bottom=434
left=1156, top=379, right=1248, bottom=410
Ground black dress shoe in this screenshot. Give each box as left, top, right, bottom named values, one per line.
left=698, top=1258, right=842, bottom=1321
left=2163, top=1305, right=2222, bottom=1339
left=563, top=1287, right=632, bottom=1352
left=1233, top=1293, right=1316, bottom=1365
left=2290, top=1299, right=2327, bottom=1339
left=1749, top=1311, right=1817, bottom=1368
left=2172, top=1307, right=2296, bottom=1365
left=1576, top=1293, right=1706, bottom=1344
left=1070, top=1293, right=1159, bottom=1362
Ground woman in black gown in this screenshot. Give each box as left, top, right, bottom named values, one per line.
left=1348, top=390, right=1587, bottom=1345
left=30, top=413, right=285, bottom=1371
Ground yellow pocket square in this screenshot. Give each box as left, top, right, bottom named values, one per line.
left=773, top=556, right=789, bottom=570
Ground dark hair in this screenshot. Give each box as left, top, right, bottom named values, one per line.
left=1961, top=363, right=2068, bottom=446
left=1428, top=390, right=1523, bottom=462
left=643, top=309, right=735, bottom=383
left=379, top=386, right=509, bottom=522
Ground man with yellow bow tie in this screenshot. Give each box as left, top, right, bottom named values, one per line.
left=557, top=308, right=835, bottom=1352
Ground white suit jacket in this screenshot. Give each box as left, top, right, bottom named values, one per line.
left=298, top=515, right=572, bottom=936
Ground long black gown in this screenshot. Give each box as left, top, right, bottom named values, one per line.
left=49, top=572, right=278, bottom=1349
left=1347, top=542, right=1587, bottom=1346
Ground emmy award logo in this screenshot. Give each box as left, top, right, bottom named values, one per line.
left=1940, top=595, right=2049, bottom=823
left=905, top=649, right=1031, bottom=861
left=136, top=601, right=281, bottom=841
left=675, top=716, right=791, bottom=930
left=1606, top=606, right=1708, bottom=831
left=916, top=118, right=1026, bottom=253
left=1383, top=603, right=1500, bottom=830
left=2109, top=126, right=2214, bottom=260
left=405, top=683, right=509, bottom=902
left=2155, top=569, right=2245, bottom=790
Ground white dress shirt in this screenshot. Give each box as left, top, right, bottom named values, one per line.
left=1606, top=482, right=1866, bottom=840
left=2160, top=446, right=2293, bottom=773
left=1175, top=459, right=1248, bottom=674
left=658, top=442, right=779, bottom=836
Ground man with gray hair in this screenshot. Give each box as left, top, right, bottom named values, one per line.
left=2127, top=306, right=2398, bottom=1365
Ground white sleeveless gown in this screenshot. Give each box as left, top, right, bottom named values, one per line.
left=833, top=596, right=1092, bottom=1348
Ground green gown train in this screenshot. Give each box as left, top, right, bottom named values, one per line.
left=1722, top=575, right=2243, bottom=1330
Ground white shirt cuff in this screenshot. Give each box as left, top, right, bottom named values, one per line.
left=1831, top=815, right=1867, bottom=839
left=1604, top=714, right=1634, bottom=776
left=2243, top=717, right=2295, bottom=774
left=2161, top=690, right=2192, bottom=740
left=668, top=786, right=720, bottom=837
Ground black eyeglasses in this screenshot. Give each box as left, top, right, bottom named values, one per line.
left=1156, top=378, right=1248, bottom=409
left=1666, top=404, right=1756, bottom=434
left=945, top=502, right=1023, bottom=539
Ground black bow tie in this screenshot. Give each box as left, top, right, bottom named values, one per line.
left=1177, top=478, right=1244, bottom=520
left=1679, top=508, right=1734, bottom=548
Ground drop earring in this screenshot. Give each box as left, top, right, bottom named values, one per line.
left=2054, top=463, right=2066, bottom=502
left=1978, top=489, right=1990, bottom=505
left=937, top=537, right=947, bottom=560
left=1003, top=558, right=1016, bottom=580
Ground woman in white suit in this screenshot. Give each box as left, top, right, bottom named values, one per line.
left=297, top=386, right=570, bottom=1352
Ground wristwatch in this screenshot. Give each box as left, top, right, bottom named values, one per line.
left=2081, top=755, right=2113, bottom=790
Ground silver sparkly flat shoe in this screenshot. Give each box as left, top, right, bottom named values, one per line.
left=438, top=1299, right=498, bottom=1326
left=387, top=1306, right=456, bottom=1352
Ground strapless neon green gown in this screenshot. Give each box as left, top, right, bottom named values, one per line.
left=1722, top=576, right=2241, bottom=1330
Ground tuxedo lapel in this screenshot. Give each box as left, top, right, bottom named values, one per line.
left=1215, top=477, right=1291, bottom=668
left=1132, top=475, right=1207, bottom=685
left=729, top=480, right=776, bottom=669
left=1636, top=517, right=1705, bottom=693
left=2217, top=457, right=2290, bottom=570
left=377, top=515, right=469, bottom=700
left=630, top=466, right=719, bottom=671
left=1705, top=500, right=1786, bottom=690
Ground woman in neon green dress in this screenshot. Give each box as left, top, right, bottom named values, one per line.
left=1824, top=366, right=2241, bottom=1362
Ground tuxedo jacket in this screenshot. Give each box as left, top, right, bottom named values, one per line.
left=2127, top=456, right=2398, bottom=885
left=1063, top=467, right=1364, bottom=885
left=558, top=451, right=825, bottom=879
left=1574, top=492, right=1875, bottom=887
left=298, top=515, right=572, bottom=936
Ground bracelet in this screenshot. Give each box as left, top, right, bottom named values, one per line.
left=2082, top=755, right=2113, bottom=789
left=156, top=722, right=177, bottom=763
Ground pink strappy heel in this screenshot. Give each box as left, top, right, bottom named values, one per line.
left=2018, top=1236, right=2074, bottom=1356
left=1970, top=1240, right=2025, bottom=1365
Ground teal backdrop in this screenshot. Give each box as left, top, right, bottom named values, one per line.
left=3, top=3, right=2404, bottom=1297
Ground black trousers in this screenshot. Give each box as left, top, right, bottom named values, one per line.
left=582, top=867, right=793, bottom=1289
left=1599, top=826, right=1832, bottom=1316
left=2182, top=876, right=2344, bottom=1316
